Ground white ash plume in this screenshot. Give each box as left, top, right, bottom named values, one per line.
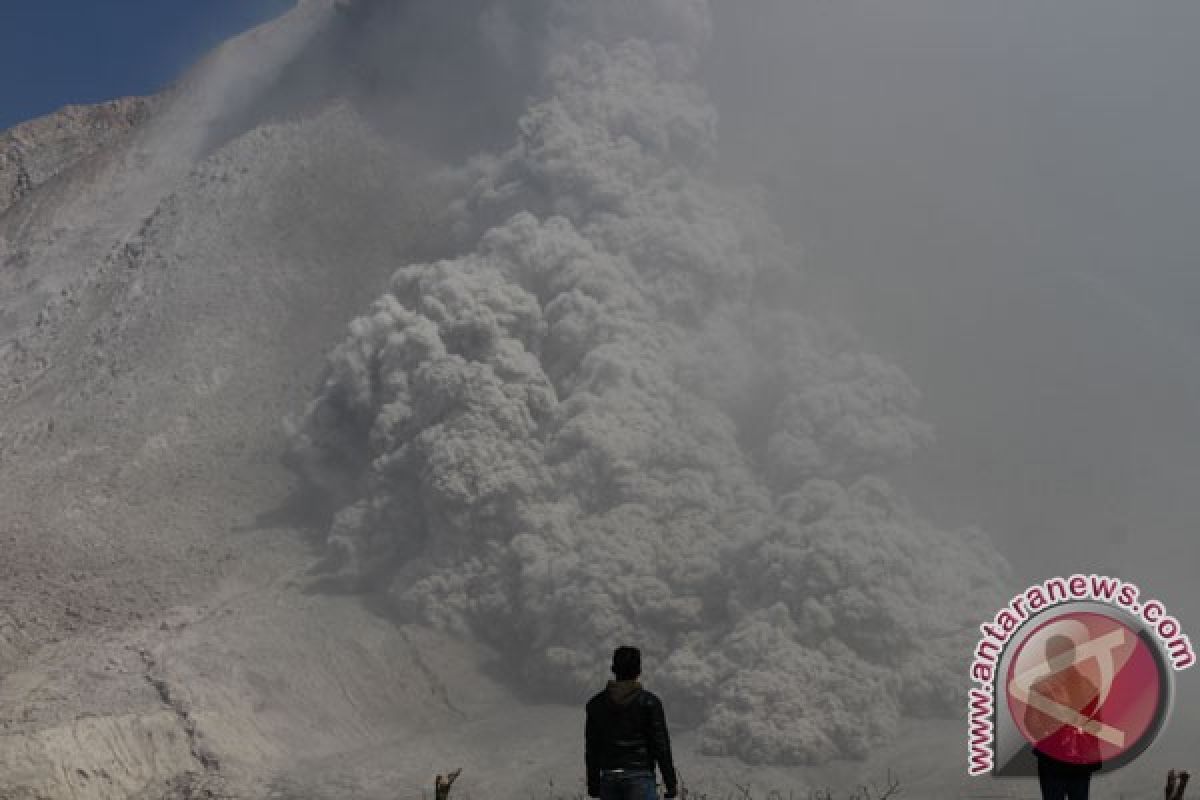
left=285, top=0, right=1009, bottom=764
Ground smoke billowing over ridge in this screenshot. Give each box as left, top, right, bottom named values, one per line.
left=285, top=0, right=1010, bottom=764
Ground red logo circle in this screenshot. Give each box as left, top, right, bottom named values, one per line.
left=1006, top=611, right=1163, bottom=766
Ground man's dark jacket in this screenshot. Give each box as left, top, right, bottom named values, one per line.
left=586, top=680, right=677, bottom=796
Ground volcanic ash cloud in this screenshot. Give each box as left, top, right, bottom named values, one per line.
left=285, top=0, right=1010, bottom=764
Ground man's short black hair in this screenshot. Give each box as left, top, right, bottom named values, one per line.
left=612, top=646, right=641, bottom=680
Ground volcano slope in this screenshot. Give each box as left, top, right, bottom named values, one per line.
left=1, top=1, right=1019, bottom=798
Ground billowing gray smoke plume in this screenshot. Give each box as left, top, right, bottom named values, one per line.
left=285, top=0, right=1010, bottom=764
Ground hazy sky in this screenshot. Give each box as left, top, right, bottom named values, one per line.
left=0, top=0, right=294, bottom=129
left=704, top=0, right=1200, bottom=615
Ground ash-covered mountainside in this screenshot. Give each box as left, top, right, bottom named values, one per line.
left=0, top=97, right=159, bottom=215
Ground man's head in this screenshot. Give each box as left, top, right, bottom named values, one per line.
left=612, top=646, right=641, bottom=680
left=1045, top=634, right=1077, bottom=666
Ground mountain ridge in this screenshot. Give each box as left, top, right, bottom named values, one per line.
left=0, top=97, right=159, bottom=218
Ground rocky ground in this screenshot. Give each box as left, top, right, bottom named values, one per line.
left=0, top=4, right=460, bottom=795
left=0, top=97, right=160, bottom=217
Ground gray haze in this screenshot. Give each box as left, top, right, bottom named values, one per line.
left=282, top=0, right=1199, bottom=767
left=285, top=0, right=1012, bottom=766
left=705, top=0, right=1200, bottom=612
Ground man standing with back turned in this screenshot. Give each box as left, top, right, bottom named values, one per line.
left=586, top=646, right=678, bottom=800
left=1023, top=635, right=1103, bottom=800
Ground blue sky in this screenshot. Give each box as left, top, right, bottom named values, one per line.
left=1, top=0, right=296, bottom=130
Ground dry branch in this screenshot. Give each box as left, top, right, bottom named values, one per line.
left=435, top=768, right=463, bottom=800
left=1167, top=769, right=1191, bottom=800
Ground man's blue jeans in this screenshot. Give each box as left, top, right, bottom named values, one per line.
left=597, top=768, right=658, bottom=800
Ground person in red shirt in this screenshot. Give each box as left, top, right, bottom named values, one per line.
left=1023, top=635, right=1104, bottom=800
